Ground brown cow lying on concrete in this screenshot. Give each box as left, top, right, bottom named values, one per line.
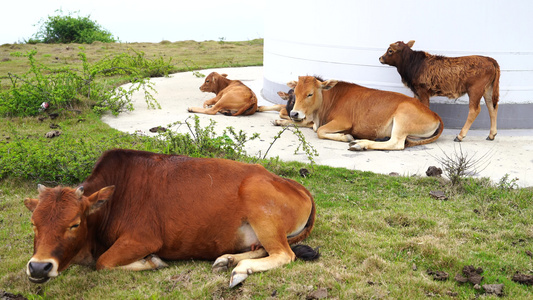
left=188, top=72, right=258, bottom=116
left=379, top=40, right=500, bottom=142
left=274, top=76, right=443, bottom=151
left=24, top=149, right=318, bottom=288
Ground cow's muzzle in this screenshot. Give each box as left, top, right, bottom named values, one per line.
left=27, top=261, right=53, bottom=283
left=289, top=110, right=305, bottom=121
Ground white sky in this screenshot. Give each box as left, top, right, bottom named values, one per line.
left=0, top=0, right=265, bottom=44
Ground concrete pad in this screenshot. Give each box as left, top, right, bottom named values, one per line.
left=102, top=67, right=533, bottom=188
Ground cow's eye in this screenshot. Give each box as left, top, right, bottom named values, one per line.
left=307, top=93, right=313, bottom=98
left=70, top=223, right=80, bottom=230
left=388, top=49, right=393, bottom=54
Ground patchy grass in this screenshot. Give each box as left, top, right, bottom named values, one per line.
left=0, top=39, right=263, bottom=90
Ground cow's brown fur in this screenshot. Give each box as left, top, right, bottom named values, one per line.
left=24, top=149, right=317, bottom=287
left=379, top=40, right=500, bottom=141
left=188, top=72, right=258, bottom=116
left=275, top=76, right=443, bottom=150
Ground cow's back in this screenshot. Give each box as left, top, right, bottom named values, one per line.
left=319, top=82, right=431, bottom=139
left=80, top=149, right=292, bottom=259
left=418, top=55, right=499, bottom=98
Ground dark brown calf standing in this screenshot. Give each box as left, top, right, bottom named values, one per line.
left=379, top=40, right=500, bottom=142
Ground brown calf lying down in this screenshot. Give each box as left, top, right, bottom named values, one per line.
left=379, top=40, right=500, bottom=142
left=188, top=72, right=258, bottom=116
left=24, top=149, right=318, bottom=288
left=275, top=76, right=443, bottom=151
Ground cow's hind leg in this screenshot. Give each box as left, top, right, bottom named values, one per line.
left=226, top=175, right=313, bottom=288
left=349, top=118, right=407, bottom=151
left=483, top=88, right=498, bottom=140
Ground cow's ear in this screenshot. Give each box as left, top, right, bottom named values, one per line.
left=277, top=91, right=290, bottom=100
left=86, top=186, right=115, bottom=215
left=407, top=40, right=415, bottom=48
left=321, top=80, right=338, bottom=90
left=287, top=81, right=297, bottom=89
left=221, top=74, right=228, bottom=78
left=24, top=198, right=39, bottom=212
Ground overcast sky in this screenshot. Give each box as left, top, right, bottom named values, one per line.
left=1, top=0, right=265, bottom=44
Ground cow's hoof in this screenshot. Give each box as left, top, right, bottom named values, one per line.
left=187, top=107, right=193, bottom=113
left=229, top=270, right=250, bottom=288
left=272, top=120, right=281, bottom=126
left=486, top=134, right=496, bottom=141
left=212, top=256, right=234, bottom=272
left=453, top=136, right=462, bottom=142
left=345, top=134, right=355, bottom=142
left=348, top=143, right=364, bottom=151
left=146, top=254, right=168, bottom=269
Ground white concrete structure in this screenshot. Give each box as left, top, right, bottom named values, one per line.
left=263, top=0, right=533, bottom=128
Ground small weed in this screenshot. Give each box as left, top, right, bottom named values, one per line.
left=255, top=125, right=318, bottom=165
left=497, top=174, right=519, bottom=190
left=192, top=71, right=205, bottom=78
left=432, top=144, right=491, bottom=186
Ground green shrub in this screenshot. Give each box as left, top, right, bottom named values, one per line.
left=30, top=10, right=116, bottom=44
left=0, top=49, right=164, bottom=117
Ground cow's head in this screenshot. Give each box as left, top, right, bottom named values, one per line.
left=289, top=76, right=338, bottom=122
left=199, top=72, right=228, bottom=93
left=379, top=40, right=415, bottom=66
left=24, top=184, right=114, bottom=283
left=277, top=89, right=295, bottom=113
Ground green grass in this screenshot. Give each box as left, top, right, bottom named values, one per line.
left=1, top=40, right=533, bottom=299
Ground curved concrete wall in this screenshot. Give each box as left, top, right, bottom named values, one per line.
left=263, top=0, right=533, bottom=129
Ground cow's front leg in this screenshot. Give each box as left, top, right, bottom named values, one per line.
left=96, top=237, right=165, bottom=271
left=212, top=248, right=268, bottom=273
left=316, top=121, right=354, bottom=142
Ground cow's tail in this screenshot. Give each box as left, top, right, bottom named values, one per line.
left=286, top=190, right=320, bottom=261
left=491, top=59, right=500, bottom=109
left=405, top=115, right=444, bottom=147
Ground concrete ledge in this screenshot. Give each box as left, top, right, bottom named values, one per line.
left=430, top=103, right=533, bottom=130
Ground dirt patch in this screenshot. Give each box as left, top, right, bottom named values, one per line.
left=512, top=272, right=533, bottom=285
left=427, top=269, right=449, bottom=281
left=0, top=291, right=27, bottom=300
left=455, top=265, right=484, bottom=285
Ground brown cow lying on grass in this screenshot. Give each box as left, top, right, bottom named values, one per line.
left=274, top=76, right=443, bottom=151
left=379, top=40, right=500, bottom=142
left=188, top=72, right=258, bottom=116
left=24, top=149, right=318, bottom=288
